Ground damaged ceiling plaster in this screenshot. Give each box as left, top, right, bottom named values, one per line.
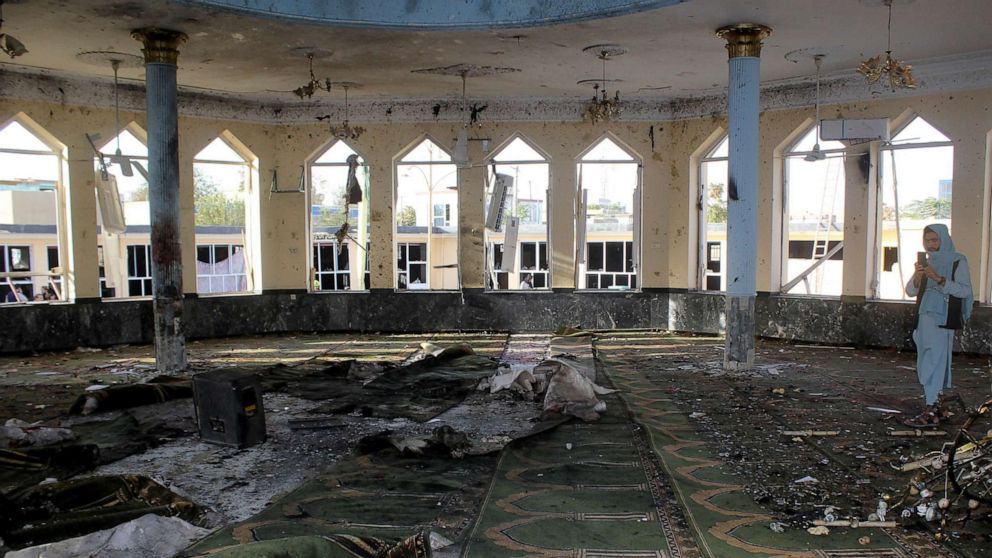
left=0, top=0, right=990, bottom=122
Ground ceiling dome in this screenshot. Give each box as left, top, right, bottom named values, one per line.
left=186, top=0, right=688, bottom=29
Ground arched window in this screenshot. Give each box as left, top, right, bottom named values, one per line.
left=193, top=135, right=257, bottom=294
left=485, top=135, right=550, bottom=290
left=781, top=127, right=846, bottom=296
left=876, top=117, right=953, bottom=300
left=309, top=140, right=369, bottom=291
left=576, top=136, right=641, bottom=290
left=395, top=138, right=458, bottom=290
left=0, top=117, right=66, bottom=303
left=698, top=135, right=728, bottom=291
left=96, top=127, right=151, bottom=298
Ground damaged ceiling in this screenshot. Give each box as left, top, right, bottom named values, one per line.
left=2, top=0, right=992, bottom=106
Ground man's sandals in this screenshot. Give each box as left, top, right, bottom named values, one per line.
left=902, top=406, right=940, bottom=429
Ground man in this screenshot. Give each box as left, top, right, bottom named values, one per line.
left=4, top=287, right=27, bottom=303
left=902, top=224, right=973, bottom=428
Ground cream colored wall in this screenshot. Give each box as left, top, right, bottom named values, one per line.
left=3, top=87, right=991, bottom=302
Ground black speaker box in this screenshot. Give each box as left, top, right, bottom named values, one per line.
left=193, top=369, right=266, bottom=448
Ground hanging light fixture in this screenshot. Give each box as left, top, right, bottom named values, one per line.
left=0, top=0, right=28, bottom=58
left=857, top=0, right=916, bottom=90
left=804, top=55, right=827, bottom=162
left=293, top=53, right=332, bottom=99
left=452, top=70, right=471, bottom=168
left=580, top=44, right=626, bottom=124
left=328, top=83, right=365, bottom=140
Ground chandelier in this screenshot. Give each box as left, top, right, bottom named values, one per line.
left=328, top=83, right=365, bottom=140
left=581, top=44, right=626, bottom=123
left=293, top=53, right=332, bottom=99
left=857, top=0, right=916, bottom=90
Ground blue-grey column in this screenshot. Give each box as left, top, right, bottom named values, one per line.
left=132, top=28, right=188, bottom=373
left=716, top=24, right=771, bottom=371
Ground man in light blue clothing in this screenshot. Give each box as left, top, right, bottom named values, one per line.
left=903, top=224, right=973, bottom=428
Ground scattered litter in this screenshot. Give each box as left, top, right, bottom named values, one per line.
left=807, top=526, right=830, bottom=536
left=782, top=430, right=838, bottom=437
left=288, top=416, right=346, bottom=431
left=85, top=384, right=109, bottom=392
left=867, top=406, right=902, bottom=414
left=889, top=430, right=947, bottom=437
left=813, top=520, right=896, bottom=528
left=793, top=476, right=818, bottom=484
left=689, top=412, right=706, bottom=419
left=769, top=521, right=786, bottom=533
left=859, top=536, right=871, bottom=545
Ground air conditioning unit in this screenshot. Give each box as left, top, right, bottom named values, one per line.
left=499, top=217, right=519, bottom=272
left=820, top=118, right=890, bottom=142
left=485, top=173, right=514, bottom=231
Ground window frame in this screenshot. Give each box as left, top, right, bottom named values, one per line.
left=780, top=125, right=847, bottom=297
left=307, top=138, right=370, bottom=293
left=872, top=116, right=954, bottom=301
left=575, top=134, right=642, bottom=291
left=484, top=133, right=552, bottom=292
left=697, top=134, right=728, bottom=292
left=394, top=136, right=459, bottom=292
left=96, top=124, right=150, bottom=300
left=192, top=134, right=258, bottom=296
left=0, top=116, right=69, bottom=302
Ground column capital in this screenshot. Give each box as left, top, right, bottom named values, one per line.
left=716, top=23, right=772, bottom=59
left=131, top=28, right=188, bottom=65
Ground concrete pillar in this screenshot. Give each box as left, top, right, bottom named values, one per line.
left=458, top=140, right=486, bottom=289
left=132, top=28, right=188, bottom=373
left=549, top=155, right=576, bottom=289
left=717, top=23, right=771, bottom=371
left=841, top=143, right=874, bottom=300
left=65, top=143, right=101, bottom=300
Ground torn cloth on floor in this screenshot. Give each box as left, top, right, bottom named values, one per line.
left=68, top=376, right=192, bottom=415
left=540, top=357, right=616, bottom=421
left=0, top=474, right=204, bottom=550
left=5, top=513, right=209, bottom=558
left=316, top=347, right=500, bottom=422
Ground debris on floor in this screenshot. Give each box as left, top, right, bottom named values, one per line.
left=4, top=513, right=209, bottom=558
left=0, top=331, right=989, bottom=557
